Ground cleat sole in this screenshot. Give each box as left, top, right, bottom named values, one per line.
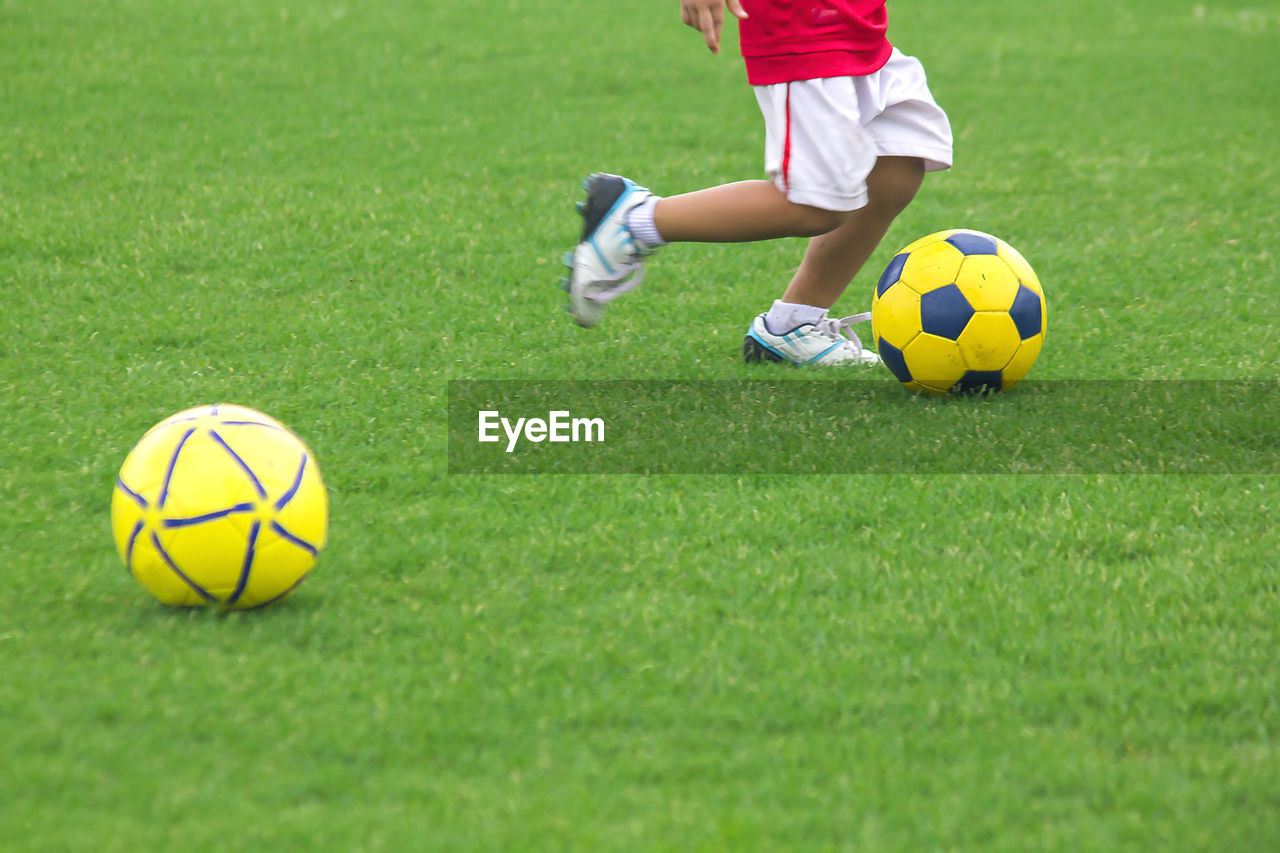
left=578, top=173, right=629, bottom=242
left=742, top=335, right=787, bottom=365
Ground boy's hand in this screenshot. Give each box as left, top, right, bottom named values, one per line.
left=681, top=0, right=748, bottom=55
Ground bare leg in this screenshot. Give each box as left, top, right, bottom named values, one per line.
left=653, top=180, right=848, bottom=243
left=782, top=156, right=926, bottom=309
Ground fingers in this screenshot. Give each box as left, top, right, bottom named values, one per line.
left=698, top=4, right=724, bottom=54
left=681, top=0, right=745, bottom=54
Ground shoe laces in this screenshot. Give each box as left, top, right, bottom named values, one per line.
left=813, top=312, right=872, bottom=357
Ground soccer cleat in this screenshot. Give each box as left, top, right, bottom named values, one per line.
left=743, top=313, right=881, bottom=366
left=563, top=173, right=657, bottom=328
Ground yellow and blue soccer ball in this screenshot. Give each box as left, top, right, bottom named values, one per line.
left=871, top=229, right=1047, bottom=394
left=111, top=404, right=328, bottom=609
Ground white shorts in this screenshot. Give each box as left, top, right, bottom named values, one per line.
left=754, top=48, right=954, bottom=211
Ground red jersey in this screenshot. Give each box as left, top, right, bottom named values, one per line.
left=738, top=0, right=893, bottom=85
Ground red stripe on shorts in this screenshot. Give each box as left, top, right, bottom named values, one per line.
left=781, top=83, right=792, bottom=193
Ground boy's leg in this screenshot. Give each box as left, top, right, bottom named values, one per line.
left=653, top=180, right=846, bottom=242
left=740, top=156, right=923, bottom=366
left=564, top=175, right=851, bottom=327
left=781, top=156, right=925, bottom=309
left=565, top=158, right=921, bottom=330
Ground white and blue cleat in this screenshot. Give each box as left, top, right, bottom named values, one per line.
left=560, top=173, right=656, bottom=328
left=743, top=313, right=881, bottom=366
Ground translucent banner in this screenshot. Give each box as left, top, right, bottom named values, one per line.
left=447, top=380, right=1279, bottom=474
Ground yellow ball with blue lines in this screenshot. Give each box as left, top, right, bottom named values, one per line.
left=111, top=404, right=328, bottom=609
left=872, top=229, right=1047, bottom=395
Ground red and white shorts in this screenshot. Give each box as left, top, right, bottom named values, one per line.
left=754, top=48, right=953, bottom=212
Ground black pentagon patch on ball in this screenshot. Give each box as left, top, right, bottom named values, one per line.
left=953, top=371, right=1003, bottom=395
left=876, top=252, right=908, bottom=298
left=919, top=284, right=974, bottom=340
left=945, top=231, right=999, bottom=256
left=1009, top=284, right=1043, bottom=339
left=877, top=337, right=913, bottom=383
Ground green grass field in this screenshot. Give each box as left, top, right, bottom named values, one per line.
left=3, top=0, right=1278, bottom=849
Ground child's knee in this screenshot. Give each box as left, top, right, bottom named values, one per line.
left=788, top=202, right=846, bottom=237
left=869, top=157, right=926, bottom=214
left=881, top=181, right=920, bottom=214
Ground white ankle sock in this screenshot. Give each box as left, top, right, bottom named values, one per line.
left=765, top=300, right=827, bottom=335
left=625, top=196, right=667, bottom=249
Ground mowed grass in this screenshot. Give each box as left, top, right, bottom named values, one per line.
left=1, top=0, right=1278, bottom=850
